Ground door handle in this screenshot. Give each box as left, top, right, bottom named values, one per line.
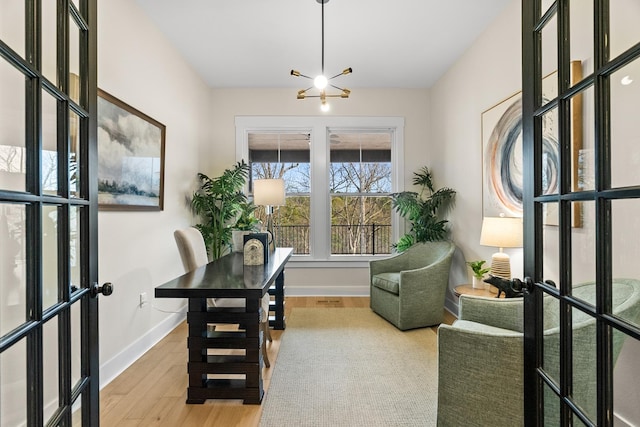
left=91, top=282, right=114, bottom=297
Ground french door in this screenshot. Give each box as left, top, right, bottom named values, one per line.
left=522, top=1, right=640, bottom=425
left=0, top=0, right=103, bottom=425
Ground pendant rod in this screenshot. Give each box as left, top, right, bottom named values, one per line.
left=321, top=0, right=324, bottom=75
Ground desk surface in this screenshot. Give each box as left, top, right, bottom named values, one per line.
left=155, top=247, right=293, bottom=299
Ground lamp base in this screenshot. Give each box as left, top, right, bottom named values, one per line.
left=490, top=252, right=511, bottom=279
left=265, top=209, right=276, bottom=252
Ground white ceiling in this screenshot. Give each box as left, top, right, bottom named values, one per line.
left=134, top=0, right=511, bottom=89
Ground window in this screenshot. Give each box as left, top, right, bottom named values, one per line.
left=237, top=116, right=403, bottom=262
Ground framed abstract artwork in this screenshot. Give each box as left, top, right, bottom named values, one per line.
left=481, top=61, right=583, bottom=227
left=97, top=89, right=166, bottom=211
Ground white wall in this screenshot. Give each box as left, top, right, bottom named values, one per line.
left=96, top=0, right=211, bottom=386
left=430, top=0, right=523, bottom=310
left=429, top=0, right=640, bottom=423
left=208, top=87, right=430, bottom=295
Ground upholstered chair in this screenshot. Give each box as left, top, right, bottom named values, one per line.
left=437, top=279, right=640, bottom=426
left=174, top=227, right=273, bottom=367
left=369, top=241, right=455, bottom=330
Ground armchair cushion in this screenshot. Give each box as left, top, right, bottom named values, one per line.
left=371, top=273, right=400, bottom=295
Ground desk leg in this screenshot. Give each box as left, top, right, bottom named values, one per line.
left=269, top=269, right=286, bottom=330
left=185, top=297, right=264, bottom=405
left=186, top=298, right=207, bottom=404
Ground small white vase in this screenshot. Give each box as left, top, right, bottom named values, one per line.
left=472, top=276, right=484, bottom=289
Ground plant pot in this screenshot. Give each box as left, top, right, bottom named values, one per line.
left=472, top=276, right=484, bottom=289
left=232, top=230, right=251, bottom=252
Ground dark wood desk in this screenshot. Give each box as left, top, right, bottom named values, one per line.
left=155, top=247, right=292, bottom=404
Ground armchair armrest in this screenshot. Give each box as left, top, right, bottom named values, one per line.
left=458, top=294, right=524, bottom=333
left=437, top=320, right=524, bottom=426
left=369, top=250, right=412, bottom=276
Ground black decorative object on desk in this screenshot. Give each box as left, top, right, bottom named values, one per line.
left=243, top=232, right=269, bottom=265
left=483, top=275, right=524, bottom=298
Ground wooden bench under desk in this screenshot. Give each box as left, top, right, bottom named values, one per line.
left=155, top=248, right=293, bottom=404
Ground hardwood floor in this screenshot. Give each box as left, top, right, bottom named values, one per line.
left=99, top=297, right=455, bottom=426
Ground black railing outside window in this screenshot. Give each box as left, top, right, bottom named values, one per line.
left=274, top=224, right=391, bottom=255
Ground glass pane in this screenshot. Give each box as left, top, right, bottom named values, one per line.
left=569, top=0, right=593, bottom=79
left=543, top=381, right=561, bottom=426
left=0, top=203, right=27, bottom=336
left=613, top=335, right=640, bottom=426
left=43, top=317, right=60, bottom=422
left=575, top=86, right=595, bottom=192
left=541, top=14, right=558, bottom=101
left=541, top=107, right=559, bottom=197
left=541, top=0, right=554, bottom=17
left=69, top=14, right=81, bottom=105
left=542, top=295, right=560, bottom=387
left=543, top=201, right=560, bottom=279
left=610, top=57, right=640, bottom=189
left=573, top=414, right=588, bottom=426
left=273, top=196, right=310, bottom=255
left=610, top=1, right=640, bottom=61
left=330, top=195, right=391, bottom=255
left=42, top=0, right=57, bottom=84
left=43, top=205, right=59, bottom=310
left=612, top=198, right=640, bottom=329
left=71, top=301, right=82, bottom=387
left=249, top=132, right=311, bottom=191
left=571, top=307, right=597, bottom=421
left=249, top=132, right=311, bottom=255
left=0, top=339, right=27, bottom=427
left=69, top=110, right=81, bottom=197
left=571, top=200, right=595, bottom=305
left=70, top=206, right=81, bottom=291
left=0, top=0, right=25, bottom=58
left=72, top=398, right=82, bottom=426
left=42, top=88, right=58, bottom=196
left=329, top=132, right=392, bottom=193
left=0, top=60, right=26, bottom=192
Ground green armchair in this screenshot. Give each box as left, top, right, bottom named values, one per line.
left=437, top=279, right=640, bottom=426
left=369, top=241, right=455, bottom=330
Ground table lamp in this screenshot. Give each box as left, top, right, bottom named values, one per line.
left=479, top=216, right=523, bottom=279
left=253, top=178, right=286, bottom=251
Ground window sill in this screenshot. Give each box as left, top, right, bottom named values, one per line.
left=287, top=254, right=391, bottom=268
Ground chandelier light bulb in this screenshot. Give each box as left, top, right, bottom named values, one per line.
left=320, top=102, right=330, bottom=112
left=314, top=75, right=328, bottom=90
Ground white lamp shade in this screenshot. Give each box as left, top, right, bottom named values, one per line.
left=253, top=179, right=286, bottom=206
left=480, top=217, right=523, bottom=248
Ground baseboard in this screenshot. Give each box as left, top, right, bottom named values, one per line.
left=99, top=307, right=187, bottom=389
left=614, top=412, right=633, bottom=426
left=444, top=295, right=458, bottom=318
left=286, top=283, right=369, bottom=297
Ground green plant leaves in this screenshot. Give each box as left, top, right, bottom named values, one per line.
left=191, top=160, right=251, bottom=259
left=391, top=166, right=455, bottom=252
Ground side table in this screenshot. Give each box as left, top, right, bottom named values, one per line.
left=453, top=284, right=503, bottom=298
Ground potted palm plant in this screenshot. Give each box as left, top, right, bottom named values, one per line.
left=191, top=160, right=250, bottom=259
left=467, top=260, right=490, bottom=289
left=231, top=201, right=260, bottom=252
left=391, top=166, right=456, bottom=252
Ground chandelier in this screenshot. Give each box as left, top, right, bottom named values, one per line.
left=290, top=0, right=352, bottom=112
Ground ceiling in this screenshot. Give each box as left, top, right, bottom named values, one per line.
left=134, top=0, right=511, bottom=89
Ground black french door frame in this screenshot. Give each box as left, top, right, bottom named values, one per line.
left=522, top=1, right=640, bottom=426
left=0, top=0, right=99, bottom=425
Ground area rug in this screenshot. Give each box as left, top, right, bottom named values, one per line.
left=259, top=308, right=438, bottom=427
